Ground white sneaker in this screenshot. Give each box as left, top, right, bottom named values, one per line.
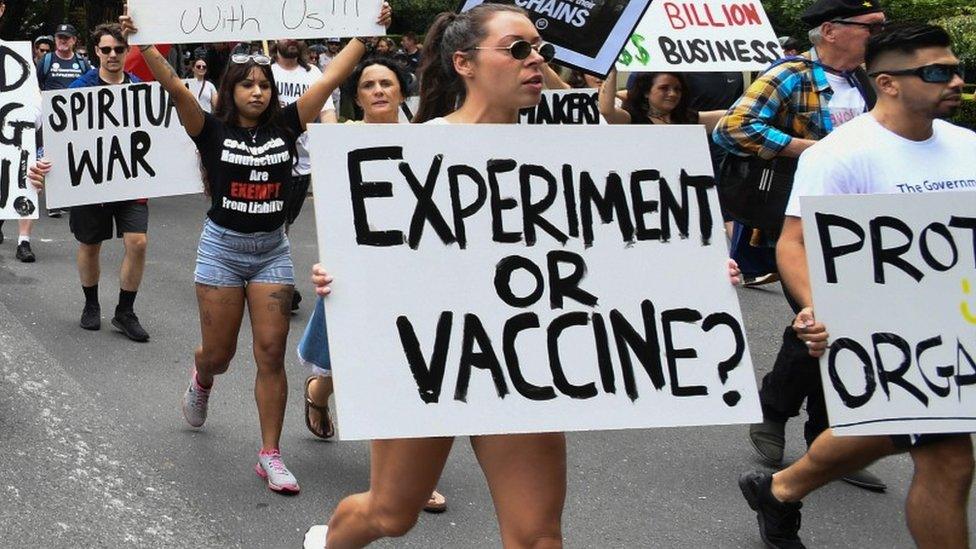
left=181, top=370, right=211, bottom=428
left=303, top=525, right=328, bottom=549
left=255, top=449, right=300, bottom=494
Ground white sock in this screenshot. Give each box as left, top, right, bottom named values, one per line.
left=18, top=235, right=29, bottom=244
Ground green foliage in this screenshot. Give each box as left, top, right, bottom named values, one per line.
left=953, top=97, right=976, bottom=131
left=934, top=10, right=976, bottom=68
left=761, top=0, right=975, bottom=49
left=388, top=0, right=456, bottom=36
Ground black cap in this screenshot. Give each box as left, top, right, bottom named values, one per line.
left=54, top=23, right=77, bottom=37
left=801, top=0, right=883, bottom=28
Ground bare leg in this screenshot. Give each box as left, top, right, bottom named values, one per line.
left=905, top=435, right=973, bottom=548
left=77, top=242, right=101, bottom=287
left=194, top=284, right=245, bottom=387
left=245, top=283, right=292, bottom=451
left=326, top=438, right=454, bottom=548
left=771, top=430, right=897, bottom=503
left=472, top=433, right=566, bottom=548
left=120, top=232, right=147, bottom=292
left=18, top=219, right=32, bottom=239
left=306, top=375, right=333, bottom=434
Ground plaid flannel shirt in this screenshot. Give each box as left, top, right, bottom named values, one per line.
left=712, top=49, right=834, bottom=160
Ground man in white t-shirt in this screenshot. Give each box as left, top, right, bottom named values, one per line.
left=740, top=23, right=974, bottom=549
left=272, top=38, right=337, bottom=310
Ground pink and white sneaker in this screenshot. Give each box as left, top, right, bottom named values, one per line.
left=255, top=449, right=300, bottom=494
left=181, top=369, right=211, bottom=428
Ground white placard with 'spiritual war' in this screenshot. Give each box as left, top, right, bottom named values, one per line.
left=0, top=41, right=41, bottom=220
left=802, top=192, right=976, bottom=436
left=42, top=83, right=203, bottom=208
left=617, top=0, right=782, bottom=72
left=127, top=0, right=384, bottom=45
left=309, top=123, right=760, bottom=440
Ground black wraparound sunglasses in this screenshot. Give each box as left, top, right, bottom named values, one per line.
left=868, top=63, right=965, bottom=83
left=463, top=40, right=555, bottom=62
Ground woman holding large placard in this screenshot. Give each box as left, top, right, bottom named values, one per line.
left=118, top=3, right=391, bottom=495
left=297, top=53, right=448, bottom=513
left=302, top=5, right=567, bottom=548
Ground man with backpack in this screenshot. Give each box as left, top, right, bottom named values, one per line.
left=712, top=0, right=889, bottom=491
left=36, top=23, right=91, bottom=222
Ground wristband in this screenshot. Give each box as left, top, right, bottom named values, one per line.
left=139, top=45, right=152, bottom=52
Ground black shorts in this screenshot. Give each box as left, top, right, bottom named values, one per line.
left=69, top=201, right=149, bottom=244
left=890, top=432, right=959, bottom=450
left=285, top=174, right=312, bottom=226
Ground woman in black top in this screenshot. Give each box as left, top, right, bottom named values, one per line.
left=599, top=69, right=726, bottom=131
left=119, top=4, right=391, bottom=495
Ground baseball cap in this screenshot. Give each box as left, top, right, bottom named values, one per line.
left=801, top=0, right=884, bottom=28
left=34, top=35, right=55, bottom=46
left=326, top=37, right=341, bottom=44
left=55, top=23, right=78, bottom=37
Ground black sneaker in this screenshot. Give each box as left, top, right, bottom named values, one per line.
left=291, top=289, right=302, bottom=312
left=739, top=471, right=805, bottom=549
left=15, top=241, right=35, bottom=263
left=80, top=303, right=101, bottom=331
left=48, top=209, right=63, bottom=218
left=112, top=310, right=150, bottom=342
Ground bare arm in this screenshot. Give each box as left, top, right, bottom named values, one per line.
left=776, top=216, right=811, bottom=308
left=119, top=14, right=204, bottom=136
left=599, top=69, right=630, bottom=124
left=698, top=110, right=726, bottom=134
left=780, top=137, right=817, bottom=158
left=542, top=64, right=570, bottom=90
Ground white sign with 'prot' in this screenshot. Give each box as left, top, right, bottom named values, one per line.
left=309, top=123, right=761, bottom=440
left=42, top=82, right=203, bottom=208
left=127, top=0, right=384, bottom=45
left=0, top=41, right=41, bottom=220
left=803, top=191, right=976, bottom=436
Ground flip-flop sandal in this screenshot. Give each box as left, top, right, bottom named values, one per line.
left=423, top=489, right=447, bottom=513
left=304, top=375, right=335, bottom=440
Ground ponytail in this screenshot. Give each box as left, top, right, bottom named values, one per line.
left=413, top=4, right=528, bottom=123
left=413, top=12, right=462, bottom=123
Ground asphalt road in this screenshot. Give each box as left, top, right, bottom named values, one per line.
left=0, top=194, right=971, bottom=548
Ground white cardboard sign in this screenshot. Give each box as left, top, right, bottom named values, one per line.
left=127, top=0, right=384, bottom=45
left=310, top=124, right=760, bottom=440
left=519, top=89, right=606, bottom=124
left=802, top=192, right=976, bottom=436
left=617, top=0, right=782, bottom=72
left=42, top=83, right=203, bottom=208
left=0, top=41, right=40, bottom=220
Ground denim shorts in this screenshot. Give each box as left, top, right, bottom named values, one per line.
left=194, top=218, right=295, bottom=287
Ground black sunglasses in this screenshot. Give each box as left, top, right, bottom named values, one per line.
left=829, top=19, right=887, bottom=35
left=868, top=63, right=965, bottom=84
left=464, top=40, right=555, bottom=62
left=98, top=45, right=127, bottom=55
left=194, top=64, right=207, bottom=69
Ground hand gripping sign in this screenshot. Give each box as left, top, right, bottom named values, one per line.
left=803, top=192, right=976, bottom=436
left=309, top=123, right=760, bottom=440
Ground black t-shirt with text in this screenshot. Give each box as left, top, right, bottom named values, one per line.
left=191, top=103, right=302, bottom=233
left=37, top=53, right=89, bottom=90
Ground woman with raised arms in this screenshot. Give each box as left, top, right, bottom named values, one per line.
left=118, top=3, right=391, bottom=495
left=303, top=5, right=568, bottom=548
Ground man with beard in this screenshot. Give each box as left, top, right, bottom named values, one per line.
left=739, top=23, right=974, bottom=549
left=271, top=38, right=338, bottom=311
left=67, top=23, right=150, bottom=342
